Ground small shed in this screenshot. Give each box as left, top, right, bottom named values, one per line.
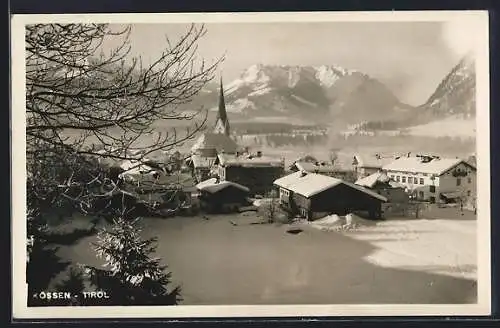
left=196, top=178, right=250, bottom=213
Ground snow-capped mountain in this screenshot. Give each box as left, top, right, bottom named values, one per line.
left=199, top=64, right=412, bottom=125
left=344, top=54, right=477, bottom=139
left=420, top=53, right=475, bottom=119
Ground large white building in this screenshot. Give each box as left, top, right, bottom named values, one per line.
left=382, top=155, right=477, bottom=203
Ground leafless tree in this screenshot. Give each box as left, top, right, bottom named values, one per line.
left=26, top=23, right=222, bottom=216
left=329, top=149, right=339, bottom=165
left=264, top=189, right=280, bottom=223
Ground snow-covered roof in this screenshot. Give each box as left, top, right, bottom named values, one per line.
left=217, top=153, right=284, bottom=167
left=120, top=160, right=158, bottom=175
left=196, top=178, right=250, bottom=194
left=353, top=154, right=394, bottom=169
left=283, top=173, right=343, bottom=198
left=273, top=171, right=304, bottom=189
left=190, top=132, right=238, bottom=154
left=355, top=171, right=404, bottom=189
left=293, top=161, right=337, bottom=173
left=382, top=156, right=471, bottom=176
left=342, top=180, right=388, bottom=202
left=274, top=172, right=387, bottom=201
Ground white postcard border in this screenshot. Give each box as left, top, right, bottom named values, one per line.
left=11, top=11, right=491, bottom=319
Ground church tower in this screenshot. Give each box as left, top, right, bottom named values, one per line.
left=214, top=77, right=230, bottom=136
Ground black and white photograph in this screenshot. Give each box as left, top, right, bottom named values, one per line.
left=11, top=11, right=490, bottom=318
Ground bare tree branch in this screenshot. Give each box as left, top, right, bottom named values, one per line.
left=26, top=23, right=223, bottom=218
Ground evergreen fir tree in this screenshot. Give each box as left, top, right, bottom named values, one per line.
left=85, top=216, right=181, bottom=305
left=27, top=187, right=71, bottom=306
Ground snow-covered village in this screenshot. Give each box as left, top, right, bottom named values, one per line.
left=19, top=17, right=485, bottom=311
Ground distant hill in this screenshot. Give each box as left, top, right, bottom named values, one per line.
left=351, top=54, right=476, bottom=136
left=419, top=53, right=475, bottom=119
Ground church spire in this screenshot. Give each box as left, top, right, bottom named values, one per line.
left=214, top=76, right=230, bottom=136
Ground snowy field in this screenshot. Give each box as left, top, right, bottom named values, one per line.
left=54, top=208, right=477, bottom=305
left=343, top=218, right=476, bottom=281
left=407, top=117, right=476, bottom=139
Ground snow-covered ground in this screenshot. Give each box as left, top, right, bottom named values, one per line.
left=56, top=210, right=477, bottom=305
left=343, top=218, right=477, bottom=281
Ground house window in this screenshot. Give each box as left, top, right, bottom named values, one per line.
left=418, top=191, right=424, bottom=199
left=419, top=178, right=424, bottom=185
left=396, top=176, right=400, bottom=182
left=429, top=185, right=436, bottom=193
left=468, top=177, right=472, bottom=184
left=457, top=178, right=461, bottom=186
left=467, top=190, right=471, bottom=197
left=430, top=196, right=436, bottom=203
left=402, top=176, right=407, bottom=183
left=413, top=177, right=418, bottom=184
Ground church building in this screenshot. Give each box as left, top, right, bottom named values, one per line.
left=187, top=78, right=239, bottom=182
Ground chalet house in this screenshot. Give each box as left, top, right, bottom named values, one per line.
left=273, top=171, right=387, bottom=220
left=195, top=177, right=250, bottom=213
left=215, top=151, right=285, bottom=196
left=355, top=171, right=408, bottom=204
left=382, top=155, right=477, bottom=204
left=352, top=154, right=395, bottom=179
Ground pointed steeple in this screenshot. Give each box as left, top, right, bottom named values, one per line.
left=214, top=77, right=230, bottom=136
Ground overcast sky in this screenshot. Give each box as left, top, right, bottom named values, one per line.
left=105, top=21, right=474, bottom=106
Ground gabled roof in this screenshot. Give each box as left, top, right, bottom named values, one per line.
left=191, top=132, right=238, bottom=154
left=353, top=154, right=394, bottom=169
left=196, top=178, right=250, bottom=194
left=290, top=155, right=319, bottom=165
left=274, top=172, right=387, bottom=201
left=120, top=159, right=159, bottom=175
left=273, top=171, right=304, bottom=189
left=382, top=156, right=473, bottom=176
left=293, top=161, right=337, bottom=173
left=355, top=171, right=404, bottom=189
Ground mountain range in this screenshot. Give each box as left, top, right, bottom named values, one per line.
left=184, top=53, right=476, bottom=130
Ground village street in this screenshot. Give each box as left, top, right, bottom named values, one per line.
left=55, top=208, right=477, bottom=305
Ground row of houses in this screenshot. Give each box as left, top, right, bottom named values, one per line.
left=181, top=79, right=477, bottom=220
left=113, top=147, right=477, bottom=221
left=352, top=153, right=477, bottom=204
